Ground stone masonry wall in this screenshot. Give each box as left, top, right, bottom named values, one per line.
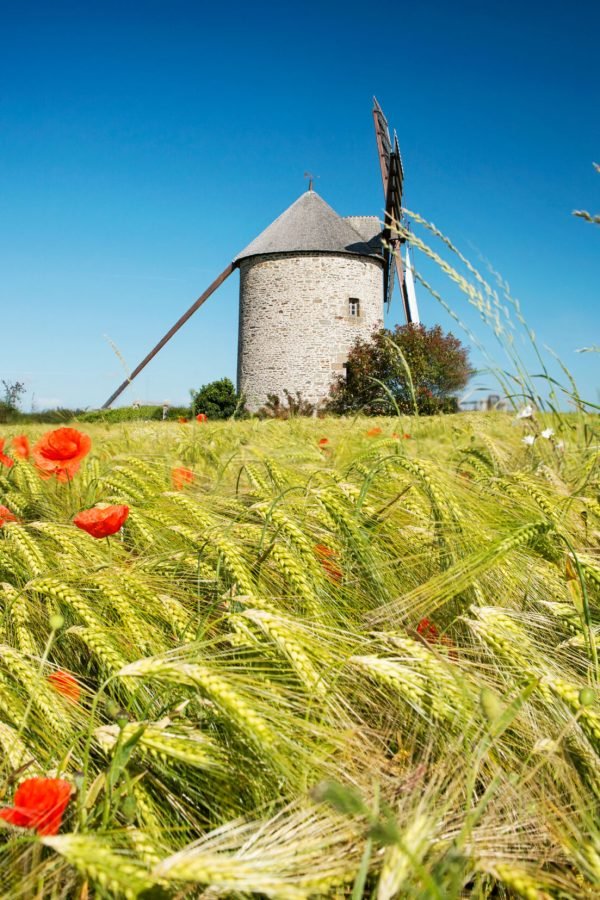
left=237, top=252, right=384, bottom=410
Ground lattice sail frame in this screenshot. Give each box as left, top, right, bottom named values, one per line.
left=372, top=98, right=418, bottom=323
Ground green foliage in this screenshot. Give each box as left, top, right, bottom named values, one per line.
left=190, top=377, right=242, bottom=420
left=78, top=405, right=190, bottom=424
left=0, top=380, right=26, bottom=423
left=327, top=324, right=474, bottom=416
left=1, top=406, right=192, bottom=425
left=23, top=408, right=88, bottom=424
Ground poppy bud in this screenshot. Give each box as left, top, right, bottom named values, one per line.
left=579, top=688, right=596, bottom=707
left=121, top=795, right=137, bottom=823
left=480, top=686, right=505, bottom=725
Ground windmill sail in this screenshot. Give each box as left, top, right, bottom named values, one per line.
left=101, top=264, right=234, bottom=409
left=403, top=246, right=420, bottom=324
left=372, top=99, right=417, bottom=323
left=373, top=98, right=394, bottom=192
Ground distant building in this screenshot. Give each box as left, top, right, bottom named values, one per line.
left=459, top=393, right=509, bottom=412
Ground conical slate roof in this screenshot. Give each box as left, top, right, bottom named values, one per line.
left=344, top=216, right=382, bottom=243
left=234, top=190, right=382, bottom=263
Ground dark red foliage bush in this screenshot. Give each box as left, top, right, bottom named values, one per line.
left=327, top=324, right=474, bottom=416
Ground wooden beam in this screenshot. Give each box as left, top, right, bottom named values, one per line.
left=101, top=262, right=235, bottom=409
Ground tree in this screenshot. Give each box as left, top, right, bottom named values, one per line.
left=190, top=378, right=243, bottom=420
left=0, top=379, right=26, bottom=423
left=2, top=379, right=26, bottom=411
left=327, top=324, right=474, bottom=416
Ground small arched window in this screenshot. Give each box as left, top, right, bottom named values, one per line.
left=348, top=298, right=360, bottom=317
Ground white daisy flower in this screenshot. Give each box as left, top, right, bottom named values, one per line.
left=522, top=435, right=536, bottom=446
left=516, top=404, right=534, bottom=419
left=541, top=428, right=554, bottom=439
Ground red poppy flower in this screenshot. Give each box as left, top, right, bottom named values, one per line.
left=0, top=777, right=72, bottom=836
left=403, top=434, right=412, bottom=440
left=0, top=505, right=18, bottom=527
left=172, top=466, right=194, bottom=490
left=178, top=417, right=189, bottom=424
left=73, top=504, right=129, bottom=539
left=12, top=435, right=30, bottom=459
left=47, top=670, right=80, bottom=703
left=416, top=618, right=458, bottom=658
left=318, top=437, right=329, bottom=447
left=366, top=427, right=382, bottom=437
left=314, top=544, right=342, bottom=582
left=32, top=428, right=91, bottom=482
left=196, top=413, right=207, bottom=423
left=416, top=618, right=440, bottom=643
left=0, top=438, right=14, bottom=468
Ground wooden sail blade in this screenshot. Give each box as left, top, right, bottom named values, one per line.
left=101, top=263, right=234, bottom=409
left=382, top=146, right=405, bottom=312
left=373, top=102, right=409, bottom=315
left=372, top=97, right=392, bottom=195
left=374, top=99, right=393, bottom=308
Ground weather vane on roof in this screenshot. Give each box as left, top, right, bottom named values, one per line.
left=303, top=171, right=319, bottom=191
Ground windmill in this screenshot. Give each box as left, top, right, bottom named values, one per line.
left=102, top=100, right=418, bottom=410
left=372, top=97, right=419, bottom=323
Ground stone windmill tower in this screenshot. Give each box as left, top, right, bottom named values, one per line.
left=234, top=188, right=385, bottom=410
left=102, top=100, right=419, bottom=411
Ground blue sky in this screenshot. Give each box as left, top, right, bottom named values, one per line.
left=0, top=0, right=598, bottom=409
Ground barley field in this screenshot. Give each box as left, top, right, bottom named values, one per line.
left=0, top=411, right=598, bottom=898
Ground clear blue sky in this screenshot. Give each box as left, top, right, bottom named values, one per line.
left=1, top=0, right=598, bottom=409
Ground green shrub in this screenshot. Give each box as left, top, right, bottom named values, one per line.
left=190, top=378, right=244, bottom=420
left=2, top=407, right=86, bottom=424
left=257, top=390, right=315, bottom=419
left=78, top=405, right=191, bottom=424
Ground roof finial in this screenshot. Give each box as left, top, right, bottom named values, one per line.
left=303, top=171, right=318, bottom=192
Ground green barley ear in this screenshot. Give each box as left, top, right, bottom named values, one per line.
left=480, top=686, right=505, bottom=725
left=241, top=609, right=330, bottom=699
left=489, top=863, right=552, bottom=900
left=42, top=834, right=156, bottom=899
left=542, top=675, right=600, bottom=753
left=5, top=525, right=46, bottom=576
left=67, top=626, right=129, bottom=675
left=1, top=583, right=38, bottom=656
left=118, top=658, right=279, bottom=752
left=370, top=520, right=551, bottom=625
left=95, top=721, right=223, bottom=771
left=0, top=720, right=39, bottom=773
left=376, top=813, right=431, bottom=900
